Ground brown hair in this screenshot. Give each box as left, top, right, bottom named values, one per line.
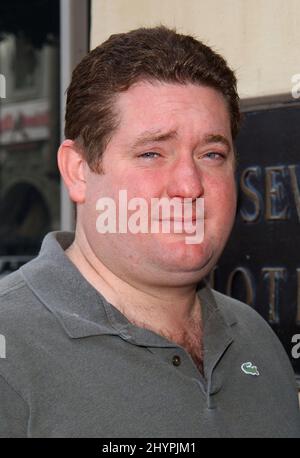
left=65, top=26, right=241, bottom=172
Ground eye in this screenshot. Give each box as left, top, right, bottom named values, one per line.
left=204, top=152, right=225, bottom=160
left=138, top=152, right=161, bottom=159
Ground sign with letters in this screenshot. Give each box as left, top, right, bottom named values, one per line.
left=211, top=102, right=300, bottom=375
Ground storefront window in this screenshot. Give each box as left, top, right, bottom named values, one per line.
left=0, top=0, right=60, bottom=277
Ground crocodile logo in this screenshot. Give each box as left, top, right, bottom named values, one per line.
left=241, top=362, right=259, bottom=376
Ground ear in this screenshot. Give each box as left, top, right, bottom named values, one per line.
left=57, top=140, right=87, bottom=204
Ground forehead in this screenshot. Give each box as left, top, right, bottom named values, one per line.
left=113, top=81, right=232, bottom=144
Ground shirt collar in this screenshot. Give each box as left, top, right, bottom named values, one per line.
left=20, top=231, right=119, bottom=339
left=20, top=231, right=237, bottom=351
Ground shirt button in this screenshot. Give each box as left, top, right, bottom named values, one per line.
left=172, top=355, right=181, bottom=367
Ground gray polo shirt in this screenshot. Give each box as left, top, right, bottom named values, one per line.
left=0, top=231, right=299, bottom=438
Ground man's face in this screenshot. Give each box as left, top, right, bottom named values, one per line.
left=81, top=81, right=237, bottom=287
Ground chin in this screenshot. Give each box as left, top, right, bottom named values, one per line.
left=155, top=237, right=216, bottom=274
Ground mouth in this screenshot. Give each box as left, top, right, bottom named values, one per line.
left=153, top=217, right=204, bottom=223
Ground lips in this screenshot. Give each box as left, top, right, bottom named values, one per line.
left=154, top=217, right=203, bottom=222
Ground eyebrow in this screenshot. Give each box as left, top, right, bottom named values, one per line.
left=129, top=130, right=232, bottom=151
left=129, top=129, right=178, bottom=149
left=202, top=134, right=232, bottom=151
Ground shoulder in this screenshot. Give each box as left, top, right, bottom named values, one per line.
left=0, top=266, right=65, bottom=398
left=0, top=268, right=59, bottom=363
left=0, top=269, right=43, bottom=321
left=0, top=269, right=27, bottom=295
left=0, top=264, right=61, bottom=335
left=0, top=270, right=32, bottom=316
left=210, top=288, right=271, bottom=330
left=209, top=288, right=296, bottom=373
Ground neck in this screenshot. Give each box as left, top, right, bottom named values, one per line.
left=65, top=232, right=202, bottom=337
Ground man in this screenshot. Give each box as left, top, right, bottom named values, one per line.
left=0, top=26, right=299, bottom=438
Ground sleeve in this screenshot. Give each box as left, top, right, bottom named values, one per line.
left=0, top=374, right=28, bottom=438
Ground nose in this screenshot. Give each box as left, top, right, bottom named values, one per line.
left=166, top=155, right=204, bottom=200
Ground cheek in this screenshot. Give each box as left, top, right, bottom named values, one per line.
left=81, top=177, right=114, bottom=230
left=117, top=169, right=166, bottom=197
left=205, top=174, right=237, bottom=216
